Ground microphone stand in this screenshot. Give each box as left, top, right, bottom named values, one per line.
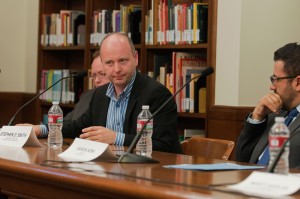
left=118, top=67, right=214, bottom=163
left=7, top=72, right=87, bottom=126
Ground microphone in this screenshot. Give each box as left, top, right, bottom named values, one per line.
left=266, top=131, right=297, bottom=173
left=118, top=66, right=214, bottom=163
left=7, top=71, right=88, bottom=126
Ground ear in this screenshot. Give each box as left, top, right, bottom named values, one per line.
left=295, top=76, right=300, bottom=91
left=134, top=50, right=139, bottom=67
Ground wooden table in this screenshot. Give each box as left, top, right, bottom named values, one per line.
left=0, top=139, right=299, bottom=199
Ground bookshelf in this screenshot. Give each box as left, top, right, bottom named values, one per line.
left=37, top=0, right=216, bottom=136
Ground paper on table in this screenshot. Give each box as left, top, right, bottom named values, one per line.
left=163, top=163, right=265, bottom=171
left=58, top=138, right=118, bottom=162
left=0, top=126, right=42, bottom=147
left=227, top=171, right=300, bottom=198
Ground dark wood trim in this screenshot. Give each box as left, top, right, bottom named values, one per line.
left=0, top=92, right=38, bottom=126
left=207, top=105, right=254, bottom=160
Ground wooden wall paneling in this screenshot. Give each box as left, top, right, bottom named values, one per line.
left=207, top=105, right=253, bottom=160
left=0, top=92, right=37, bottom=126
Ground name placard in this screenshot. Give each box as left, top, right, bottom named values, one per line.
left=0, top=126, right=42, bottom=147
left=58, top=138, right=118, bottom=162
left=227, top=171, right=300, bottom=198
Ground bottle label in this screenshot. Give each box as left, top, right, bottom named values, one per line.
left=137, top=119, right=153, bottom=132
left=48, top=114, right=63, bottom=124
left=269, top=136, right=288, bottom=148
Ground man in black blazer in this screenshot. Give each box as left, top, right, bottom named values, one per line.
left=63, top=32, right=182, bottom=154
left=236, top=42, right=300, bottom=168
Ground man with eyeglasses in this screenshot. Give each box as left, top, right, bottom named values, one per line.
left=236, top=42, right=300, bottom=168
left=61, top=50, right=110, bottom=121
left=17, top=51, right=110, bottom=137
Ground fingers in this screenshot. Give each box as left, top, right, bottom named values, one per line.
left=253, top=93, right=282, bottom=120
left=82, top=126, right=104, bottom=133
left=262, top=93, right=282, bottom=113
left=16, top=123, right=32, bottom=126
left=80, top=126, right=116, bottom=144
left=80, top=126, right=105, bottom=139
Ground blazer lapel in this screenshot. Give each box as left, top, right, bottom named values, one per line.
left=288, top=115, right=300, bottom=135
left=123, top=71, right=141, bottom=133
left=94, top=85, right=110, bottom=126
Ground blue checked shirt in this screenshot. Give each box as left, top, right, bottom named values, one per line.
left=39, top=71, right=136, bottom=143
left=106, top=71, right=136, bottom=146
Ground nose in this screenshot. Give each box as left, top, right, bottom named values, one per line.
left=93, top=79, right=102, bottom=86
left=114, top=63, right=122, bottom=72
left=270, top=84, right=276, bottom=90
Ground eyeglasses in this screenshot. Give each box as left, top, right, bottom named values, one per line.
left=269, top=75, right=296, bottom=85
left=89, top=72, right=106, bottom=80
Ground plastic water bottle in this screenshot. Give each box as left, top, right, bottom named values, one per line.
left=268, top=117, right=290, bottom=174
left=136, top=105, right=153, bottom=157
left=48, top=101, right=63, bottom=148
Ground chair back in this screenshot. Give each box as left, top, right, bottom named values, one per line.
left=181, top=137, right=235, bottom=160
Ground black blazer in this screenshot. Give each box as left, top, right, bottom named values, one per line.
left=236, top=110, right=300, bottom=168
left=63, top=71, right=182, bottom=154
left=64, top=89, right=96, bottom=121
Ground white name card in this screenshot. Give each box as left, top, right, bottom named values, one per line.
left=0, top=126, right=42, bottom=147
left=58, top=138, right=118, bottom=162
left=227, top=171, right=300, bottom=198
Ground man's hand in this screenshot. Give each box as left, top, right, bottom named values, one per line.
left=252, top=93, right=283, bottom=121
left=80, top=126, right=116, bottom=144
left=16, top=123, right=41, bottom=137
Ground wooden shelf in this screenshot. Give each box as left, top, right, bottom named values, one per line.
left=145, top=44, right=208, bottom=49
left=36, top=0, right=217, bottom=133
left=40, top=101, right=75, bottom=109
left=41, top=46, right=85, bottom=51
left=178, top=112, right=206, bottom=119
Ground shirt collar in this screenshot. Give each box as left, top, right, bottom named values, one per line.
left=295, top=105, right=300, bottom=113
left=106, top=71, right=136, bottom=100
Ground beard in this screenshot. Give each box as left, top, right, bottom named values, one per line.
left=276, top=87, right=296, bottom=111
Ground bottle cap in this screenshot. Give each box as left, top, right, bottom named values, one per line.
left=275, top=117, right=284, bottom=122
left=142, top=105, right=149, bottom=110
left=52, top=101, right=59, bottom=105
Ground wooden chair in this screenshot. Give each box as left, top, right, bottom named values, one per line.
left=180, top=137, right=235, bottom=160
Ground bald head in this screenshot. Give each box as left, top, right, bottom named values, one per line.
left=99, top=32, right=136, bottom=60
left=97, top=32, right=138, bottom=95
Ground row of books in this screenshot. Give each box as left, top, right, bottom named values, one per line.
left=41, top=10, right=85, bottom=46
left=148, top=52, right=207, bottom=113
left=90, top=5, right=141, bottom=45
left=39, top=69, right=84, bottom=104
left=145, top=0, right=208, bottom=45
left=40, top=0, right=207, bottom=47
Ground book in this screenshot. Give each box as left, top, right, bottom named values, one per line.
left=61, top=69, right=70, bottom=103
left=192, top=3, right=208, bottom=44
left=194, top=76, right=206, bottom=113
left=41, top=14, right=51, bottom=46
left=198, top=4, right=208, bottom=43
left=128, top=9, right=141, bottom=44
left=52, top=70, right=62, bottom=102
left=153, top=54, right=172, bottom=81
left=73, top=12, right=85, bottom=45
left=198, top=88, right=206, bottom=113
left=159, top=66, right=167, bottom=85
left=173, top=52, right=204, bottom=112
